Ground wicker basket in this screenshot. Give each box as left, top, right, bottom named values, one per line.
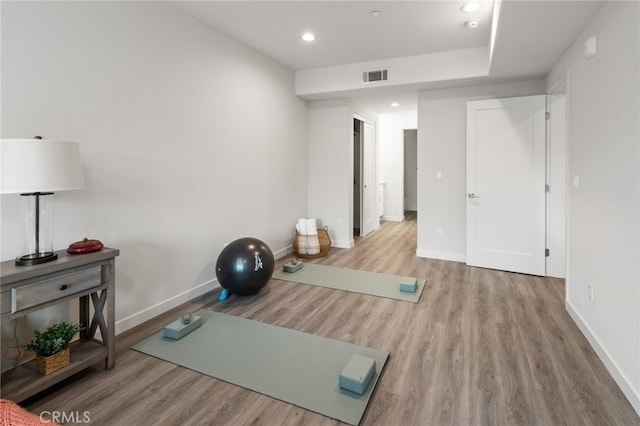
left=293, top=226, right=331, bottom=259
left=35, top=347, right=70, bottom=376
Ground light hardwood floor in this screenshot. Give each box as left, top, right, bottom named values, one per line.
left=24, top=212, right=639, bottom=425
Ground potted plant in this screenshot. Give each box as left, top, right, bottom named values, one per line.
left=24, top=322, right=83, bottom=375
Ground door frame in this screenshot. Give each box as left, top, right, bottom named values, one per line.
left=546, top=75, right=568, bottom=280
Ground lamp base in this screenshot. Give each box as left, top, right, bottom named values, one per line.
left=15, top=252, right=58, bottom=266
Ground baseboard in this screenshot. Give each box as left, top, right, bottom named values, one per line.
left=115, top=279, right=219, bottom=334
left=566, top=301, right=640, bottom=416
left=332, top=239, right=354, bottom=249
left=273, top=245, right=294, bottom=259
left=416, top=249, right=466, bottom=263
left=381, top=215, right=403, bottom=222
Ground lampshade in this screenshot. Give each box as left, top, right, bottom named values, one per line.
left=1, top=139, right=84, bottom=194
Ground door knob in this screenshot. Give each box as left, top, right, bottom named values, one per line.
left=467, top=193, right=480, bottom=199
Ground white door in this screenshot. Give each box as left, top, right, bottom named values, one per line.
left=361, top=121, right=377, bottom=236
left=466, top=95, right=547, bottom=276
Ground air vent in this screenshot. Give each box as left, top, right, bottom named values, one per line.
left=362, top=69, right=388, bottom=84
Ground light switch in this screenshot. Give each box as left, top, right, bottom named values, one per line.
left=572, top=175, right=580, bottom=189
left=436, top=170, right=443, bottom=180
left=585, top=36, right=596, bottom=59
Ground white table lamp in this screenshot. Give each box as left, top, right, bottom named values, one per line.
left=1, top=137, right=85, bottom=265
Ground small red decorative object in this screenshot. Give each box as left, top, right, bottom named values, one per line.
left=67, top=238, right=104, bottom=254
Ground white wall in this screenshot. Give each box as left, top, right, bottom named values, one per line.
left=416, top=79, right=545, bottom=261
left=307, top=99, right=353, bottom=248
left=378, top=113, right=417, bottom=221
left=547, top=1, right=640, bottom=414
left=1, top=2, right=308, bottom=334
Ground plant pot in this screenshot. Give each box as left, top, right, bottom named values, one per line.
left=35, top=347, right=70, bottom=375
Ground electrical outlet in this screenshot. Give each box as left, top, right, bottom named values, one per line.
left=436, top=226, right=443, bottom=236
left=587, top=282, right=594, bottom=302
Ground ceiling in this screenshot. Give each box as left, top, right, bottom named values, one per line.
left=171, top=1, right=604, bottom=114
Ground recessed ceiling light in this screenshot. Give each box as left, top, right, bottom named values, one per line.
left=390, top=102, right=400, bottom=108
left=465, top=20, right=480, bottom=29
left=302, top=32, right=315, bottom=42
left=370, top=10, right=382, bottom=17
left=461, top=2, right=481, bottom=13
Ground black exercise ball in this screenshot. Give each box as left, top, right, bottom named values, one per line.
left=215, top=237, right=274, bottom=297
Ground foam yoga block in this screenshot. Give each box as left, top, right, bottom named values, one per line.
left=283, top=260, right=304, bottom=273
left=399, top=277, right=417, bottom=293
left=164, top=315, right=202, bottom=340
left=339, top=354, right=376, bottom=395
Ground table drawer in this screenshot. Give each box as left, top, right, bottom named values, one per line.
left=10, top=266, right=102, bottom=314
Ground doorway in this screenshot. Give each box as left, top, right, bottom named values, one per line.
left=404, top=129, right=418, bottom=212
left=353, top=116, right=378, bottom=238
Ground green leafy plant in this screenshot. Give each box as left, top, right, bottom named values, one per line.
left=24, top=322, right=84, bottom=357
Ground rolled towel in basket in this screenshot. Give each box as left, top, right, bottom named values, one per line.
left=297, top=218, right=318, bottom=235
left=296, top=218, right=320, bottom=255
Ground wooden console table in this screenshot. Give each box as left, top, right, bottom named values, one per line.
left=1, top=247, right=119, bottom=402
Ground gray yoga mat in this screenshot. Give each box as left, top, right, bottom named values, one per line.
left=273, top=263, right=425, bottom=303
left=132, top=310, right=389, bottom=425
